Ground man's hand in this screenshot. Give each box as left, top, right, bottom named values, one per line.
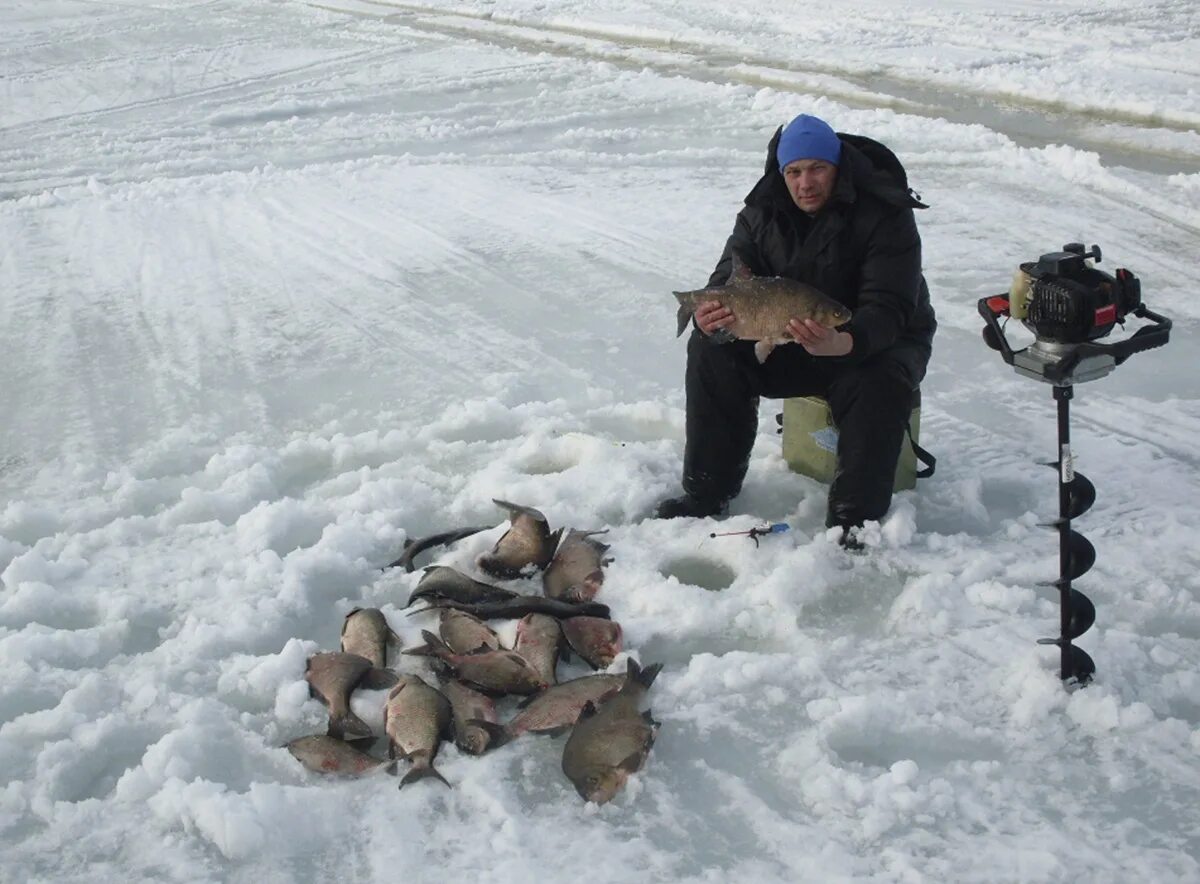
left=695, top=300, right=736, bottom=336
left=788, top=318, right=853, bottom=356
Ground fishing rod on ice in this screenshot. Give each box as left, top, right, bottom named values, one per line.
left=709, top=522, right=790, bottom=548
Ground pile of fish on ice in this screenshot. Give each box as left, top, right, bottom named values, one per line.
left=287, top=499, right=662, bottom=805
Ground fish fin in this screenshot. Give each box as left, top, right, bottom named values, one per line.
left=617, top=751, right=645, bottom=773
left=708, top=327, right=737, bottom=344
left=405, top=580, right=443, bottom=607
left=328, top=711, right=372, bottom=740
left=729, top=251, right=754, bottom=281
left=504, top=650, right=536, bottom=669
left=358, top=668, right=400, bottom=691
left=641, top=710, right=662, bottom=729
left=403, top=603, right=438, bottom=618
left=419, top=629, right=449, bottom=654
left=541, top=528, right=565, bottom=566
left=578, top=701, right=599, bottom=721
left=387, top=628, right=402, bottom=645
left=385, top=759, right=398, bottom=776
left=341, top=609, right=363, bottom=638
left=399, top=765, right=452, bottom=790
left=674, top=294, right=692, bottom=337
left=491, top=498, right=548, bottom=524
left=515, top=692, right=540, bottom=710
left=465, top=719, right=511, bottom=750
left=753, top=340, right=775, bottom=363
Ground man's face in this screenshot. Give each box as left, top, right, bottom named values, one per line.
left=782, top=159, right=837, bottom=214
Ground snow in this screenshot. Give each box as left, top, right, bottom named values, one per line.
left=3, top=0, right=1199, bottom=881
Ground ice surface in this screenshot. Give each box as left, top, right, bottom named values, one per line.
left=2, top=0, right=1199, bottom=881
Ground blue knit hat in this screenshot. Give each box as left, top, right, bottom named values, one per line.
left=777, top=114, right=841, bottom=172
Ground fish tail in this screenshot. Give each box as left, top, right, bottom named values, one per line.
left=465, top=718, right=511, bottom=750
left=540, top=528, right=564, bottom=568
left=394, top=526, right=490, bottom=572
left=328, top=710, right=373, bottom=740
left=674, top=293, right=691, bottom=337
left=399, top=763, right=452, bottom=790
left=627, top=658, right=663, bottom=691
left=358, top=667, right=399, bottom=691
left=406, top=629, right=450, bottom=659
left=491, top=498, right=547, bottom=523
left=403, top=587, right=433, bottom=609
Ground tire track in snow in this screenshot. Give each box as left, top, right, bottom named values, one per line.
left=306, top=0, right=1200, bottom=173
left=0, top=46, right=401, bottom=136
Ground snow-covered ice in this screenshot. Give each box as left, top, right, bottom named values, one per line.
left=2, top=0, right=1199, bottom=881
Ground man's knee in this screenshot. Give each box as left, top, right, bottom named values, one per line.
left=826, top=359, right=914, bottom=428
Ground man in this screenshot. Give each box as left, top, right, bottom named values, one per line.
left=656, top=113, right=936, bottom=544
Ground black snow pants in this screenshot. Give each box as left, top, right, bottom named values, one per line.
left=682, top=330, right=918, bottom=527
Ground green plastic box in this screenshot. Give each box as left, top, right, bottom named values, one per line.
left=780, top=393, right=921, bottom=492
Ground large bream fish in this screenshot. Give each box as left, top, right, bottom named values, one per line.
left=674, top=252, right=851, bottom=363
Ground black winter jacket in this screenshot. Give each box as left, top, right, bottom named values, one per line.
left=708, top=127, right=937, bottom=387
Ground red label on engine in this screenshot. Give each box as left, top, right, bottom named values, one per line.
left=986, top=296, right=1010, bottom=315
left=1095, top=304, right=1117, bottom=325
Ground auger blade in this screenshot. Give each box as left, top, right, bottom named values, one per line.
left=1066, top=473, right=1096, bottom=519
left=1064, top=644, right=1096, bottom=685
left=1067, top=588, right=1096, bottom=638
left=1066, top=531, right=1096, bottom=580
left=1041, top=463, right=1096, bottom=520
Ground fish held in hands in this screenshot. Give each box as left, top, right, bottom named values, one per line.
left=674, top=252, right=851, bottom=363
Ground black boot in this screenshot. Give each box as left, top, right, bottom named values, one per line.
left=834, top=525, right=866, bottom=552
left=654, top=493, right=729, bottom=520
left=826, top=504, right=866, bottom=551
